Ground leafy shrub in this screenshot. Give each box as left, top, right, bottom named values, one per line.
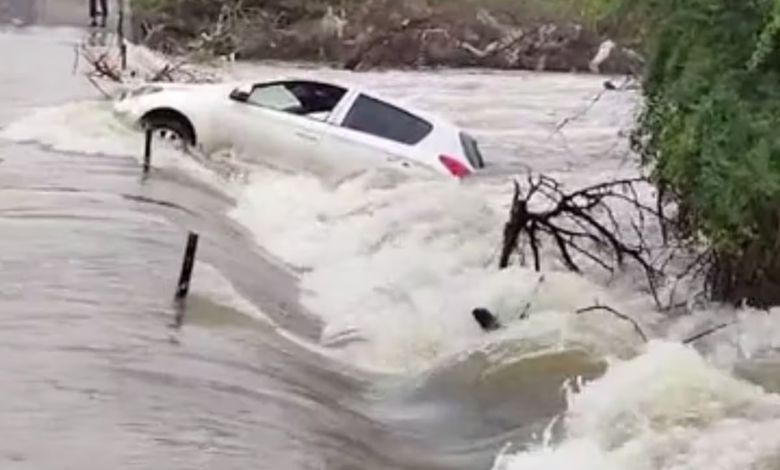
left=610, top=0, right=780, bottom=304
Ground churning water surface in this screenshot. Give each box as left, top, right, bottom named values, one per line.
left=2, top=24, right=780, bottom=470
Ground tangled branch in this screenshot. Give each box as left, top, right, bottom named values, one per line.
left=75, top=39, right=217, bottom=99
left=80, top=48, right=123, bottom=83
left=500, top=175, right=667, bottom=307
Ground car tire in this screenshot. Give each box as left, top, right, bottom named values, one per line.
left=141, top=115, right=195, bottom=150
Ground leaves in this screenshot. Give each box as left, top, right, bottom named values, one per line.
left=593, top=0, right=780, bottom=304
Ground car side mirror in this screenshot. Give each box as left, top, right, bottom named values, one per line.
left=230, top=85, right=251, bottom=102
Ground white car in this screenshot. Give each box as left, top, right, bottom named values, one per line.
left=113, top=78, right=485, bottom=178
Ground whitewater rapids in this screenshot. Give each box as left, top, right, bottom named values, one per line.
left=3, top=32, right=780, bottom=470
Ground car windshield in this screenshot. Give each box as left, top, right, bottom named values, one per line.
left=247, top=81, right=347, bottom=120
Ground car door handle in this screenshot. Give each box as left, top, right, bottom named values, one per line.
left=295, top=131, right=319, bottom=142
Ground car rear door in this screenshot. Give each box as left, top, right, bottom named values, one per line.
left=319, top=93, right=435, bottom=174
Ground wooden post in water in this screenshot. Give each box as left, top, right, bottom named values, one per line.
left=143, top=128, right=152, bottom=173
left=175, top=232, right=199, bottom=300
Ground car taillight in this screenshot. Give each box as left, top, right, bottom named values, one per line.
left=439, top=155, right=472, bottom=178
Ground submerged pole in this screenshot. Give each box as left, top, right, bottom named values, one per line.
left=175, top=232, right=199, bottom=300
left=143, top=128, right=152, bottom=173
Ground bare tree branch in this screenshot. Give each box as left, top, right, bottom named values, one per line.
left=683, top=322, right=734, bottom=344
left=577, top=304, right=648, bottom=342
left=499, top=175, right=668, bottom=307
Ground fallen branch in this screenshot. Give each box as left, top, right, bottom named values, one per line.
left=576, top=304, right=648, bottom=342
left=76, top=38, right=216, bottom=97
left=554, top=76, right=632, bottom=134
left=85, top=50, right=123, bottom=82
left=683, top=322, right=734, bottom=345
left=500, top=175, right=667, bottom=307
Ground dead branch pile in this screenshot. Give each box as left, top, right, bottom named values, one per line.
left=132, top=0, right=642, bottom=74
left=76, top=41, right=217, bottom=98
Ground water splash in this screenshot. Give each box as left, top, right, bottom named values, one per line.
left=492, top=341, right=780, bottom=470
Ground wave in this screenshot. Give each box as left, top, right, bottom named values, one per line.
left=229, top=165, right=659, bottom=372
left=5, top=69, right=780, bottom=470
left=492, top=341, right=780, bottom=470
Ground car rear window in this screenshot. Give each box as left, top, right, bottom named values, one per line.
left=342, top=95, right=433, bottom=145
left=460, top=132, right=485, bottom=169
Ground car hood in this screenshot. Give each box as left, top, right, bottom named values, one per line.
left=115, top=81, right=239, bottom=101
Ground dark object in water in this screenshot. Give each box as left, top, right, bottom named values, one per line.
left=144, top=128, right=152, bottom=173
left=472, top=308, right=502, bottom=332
left=603, top=80, right=617, bottom=90
left=175, top=232, right=199, bottom=301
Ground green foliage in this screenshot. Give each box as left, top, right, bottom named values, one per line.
left=590, top=0, right=780, bottom=302
left=607, top=0, right=780, bottom=259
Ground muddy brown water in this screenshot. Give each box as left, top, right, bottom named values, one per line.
left=4, top=13, right=780, bottom=470
left=0, top=22, right=592, bottom=470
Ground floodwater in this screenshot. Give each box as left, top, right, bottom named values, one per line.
left=2, top=22, right=780, bottom=470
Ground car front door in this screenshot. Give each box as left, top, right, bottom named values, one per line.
left=224, top=81, right=336, bottom=172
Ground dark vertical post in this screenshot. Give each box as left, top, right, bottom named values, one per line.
left=117, top=0, right=127, bottom=70
left=175, top=232, right=199, bottom=300
left=143, top=128, right=152, bottom=173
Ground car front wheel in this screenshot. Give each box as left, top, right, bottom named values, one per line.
left=141, top=115, right=196, bottom=150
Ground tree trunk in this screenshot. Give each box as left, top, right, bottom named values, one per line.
left=709, top=220, right=780, bottom=307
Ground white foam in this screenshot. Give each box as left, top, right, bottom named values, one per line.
left=493, top=341, right=780, bottom=470
left=0, top=84, right=659, bottom=373
left=7, top=59, right=776, bottom=378
left=0, top=100, right=239, bottom=197
left=5, top=43, right=780, bottom=470
left=229, top=168, right=656, bottom=372
left=0, top=100, right=139, bottom=152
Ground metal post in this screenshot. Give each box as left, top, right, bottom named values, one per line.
left=175, top=232, right=199, bottom=300
left=143, top=128, right=152, bottom=173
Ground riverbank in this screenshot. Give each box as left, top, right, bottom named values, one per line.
left=131, top=0, right=640, bottom=74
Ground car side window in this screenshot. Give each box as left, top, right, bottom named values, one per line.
left=341, top=95, right=433, bottom=145
left=247, top=84, right=303, bottom=112
left=247, top=81, right=348, bottom=120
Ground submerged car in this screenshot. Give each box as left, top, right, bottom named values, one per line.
left=113, top=78, right=485, bottom=178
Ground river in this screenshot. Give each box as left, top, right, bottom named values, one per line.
left=2, top=21, right=780, bottom=470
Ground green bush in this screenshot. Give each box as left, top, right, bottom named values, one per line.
left=608, top=0, right=780, bottom=303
